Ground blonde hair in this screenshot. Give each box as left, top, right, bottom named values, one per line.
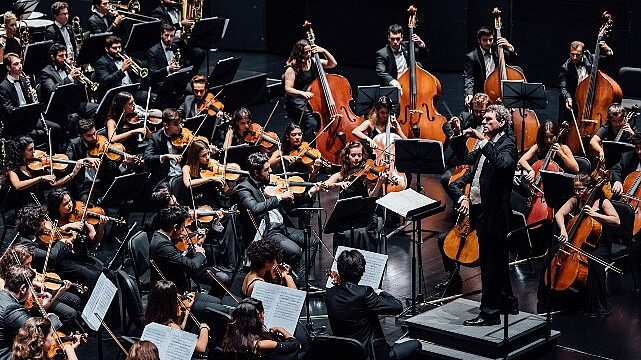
left=3, top=12, right=17, bottom=26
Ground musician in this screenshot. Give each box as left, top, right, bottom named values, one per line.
left=93, top=35, right=148, bottom=103
left=518, top=121, right=580, bottom=179
left=611, top=133, right=641, bottom=197
left=325, top=249, right=421, bottom=360
left=223, top=107, right=254, bottom=149
left=149, top=204, right=232, bottom=300
left=179, top=75, right=226, bottom=146
left=181, top=139, right=227, bottom=204
left=126, top=340, right=160, bottom=360
left=12, top=317, right=81, bottom=360
left=142, top=280, right=211, bottom=355
left=352, top=95, right=407, bottom=156
left=242, top=238, right=296, bottom=298
left=0, top=265, right=43, bottom=360
left=1, top=12, right=23, bottom=74
left=43, top=2, right=77, bottom=61
left=589, top=103, right=633, bottom=163
left=147, top=24, right=181, bottom=88
left=271, top=123, right=323, bottom=175
left=375, top=23, right=427, bottom=92
left=553, top=173, right=619, bottom=317
left=234, top=152, right=321, bottom=282
left=284, top=39, right=337, bottom=142
left=5, top=136, right=83, bottom=209
left=105, top=91, right=149, bottom=152
left=87, top=0, right=126, bottom=35
left=144, top=108, right=184, bottom=190
left=38, top=43, right=81, bottom=105
left=463, top=26, right=516, bottom=106
left=559, top=40, right=614, bottom=114
left=448, top=104, right=519, bottom=325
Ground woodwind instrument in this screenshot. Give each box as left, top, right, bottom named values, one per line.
left=21, top=71, right=38, bottom=103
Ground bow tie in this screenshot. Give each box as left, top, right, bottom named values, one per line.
left=484, top=50, right=492, bottom=56
left=165, top=46, right=173, bottom=52
left=393, top=50, right=403, bottom=55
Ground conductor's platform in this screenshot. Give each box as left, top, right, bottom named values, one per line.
left=403, top=298, right=560, bottom=359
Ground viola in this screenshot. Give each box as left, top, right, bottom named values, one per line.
left=88, top=134, right=141, bottom=163
left=191, top=205, right=239, bottom=224
left=46, top=331, right=87, bottom=359
left=265, top=174, right=324, bottom=197
left=325, top=269, right=341, bottom=286
left=347, top=159, right=392, bottom=183
left=171, top=127, right=209, bottom=148
left=36, top=272, right=88, bottom=294
left=67, top=201, right=125, bottom=226
left=287, top=142, right=332, bottom=170
left=200, top=159, right=249, bottom=182
left=243, top=123, right=280, bottom=150
left=443, top=185, right=479, bottom=267
left=198, top=93, right=233, bottom=123
left=28, top=150, right=79, bottom=172
left=271, top=263, right=293, bottom=284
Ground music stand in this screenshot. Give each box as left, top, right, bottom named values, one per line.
left=354, top=85, right=399, bottom=116
left=603, top=141, right=634, bottom=169
left=2, top=103, right=41, bottom=137
left=76, top=32, right=112, bottom=67
left=188, top=17, right=229, bottom=50
left=124, top=20, right=162, bottom=54
left=154, top=65, right=193, bottom=109
left=22, top=40, right=53, bottom=75
left=95, top=83, right=140, bottom=125
left=12, top=1, right=38, bottom=18
left=44, top=83, right=87, bottom=121
left=226, top=144, right=261, bottom=167
left=207, top=57, right=241, bottom=87
left=107, top=221, right=138, bottom=270
left=502, top=81, right=547, bottom=153
left=97, top=172, right=150, bottom=208
left=324, top=196, right=379, bottom=252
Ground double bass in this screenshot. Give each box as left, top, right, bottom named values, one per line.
left=397, top=5, right=447, bottom=142
left=567, top=11, right=622, bottom=156
left=304, top=21, right=364, bottom=165
left=443, top=184, right=479, bottom=267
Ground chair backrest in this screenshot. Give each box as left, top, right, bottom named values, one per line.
left=305, top=335, right=366, bottom=360
left=202, top=308, right=231, bottom=349
left=169, top=175, right=191, bottom=206
left=619, top=67, right=641, bottom=99
left=609, top=200, right=634, bottom=244
left=574, top=156, right=591, bottom=173
left=128, top=231, right=149, bottom=288
left=116, top=270, right=145, bottom=331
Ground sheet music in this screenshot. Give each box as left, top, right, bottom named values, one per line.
left=252, top=282, right=306, bottom=335
left=376, top=188, right=438, bottom=217
left=81, top=273, right=117, bottom=331
left=326, top=246, right=388, bottom=289
left=141, top=322, right=198, bottom=360
left=253, top=219, right=266, bottom=243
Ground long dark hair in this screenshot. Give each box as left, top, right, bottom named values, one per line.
left=47, top=188, right=70, bottom=220
left=221, top=298, right=273, bottom=355
left=285, top=39, right=310, bottom=71
left=107, top=91, right=134, bottom=123
left=186, top=139, right=209, bottom=178
left=281, top=123, right=301, bottom=154
left=142, top=280, right=180, bottom=326
left=126, top=340, right=160, bottom=360
left=339, top=142, right=368, bottom=178
left=535, top=121, right=559, bottom=156
left=5, top=136, right=33, bottom=172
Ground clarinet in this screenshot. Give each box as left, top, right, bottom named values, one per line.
left=21, top=71, right=38, bottom=103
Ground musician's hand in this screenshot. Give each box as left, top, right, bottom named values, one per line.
left=598, top=150, right=605, bottom=162
left=193, top=243, right=206, bottom=255
left=98, top=215, right=108, bottom=225
left=209, top=175, right=226, bottom=187
left=496, top=37, right=514, bottom=52
left=551, top=143, right=561, bottom=153
left=335, top=181, right=350, bottom=190
left=464, top=94, right=473, bottom=108
left=279, top=190, right=294, bottom=202
left=209, top=144, right=220, bottom=154
left=612, top=181, right=623, bottom=196
left=64, top=222, right=84, bottom=232
left=113, top=14, right=126, bottom=26
left=450, top=117, right=461, bottom=136
left=373, top=288, right=383, bottom=295
left=168, top=63, right=180, bottom=73
left=60, top=280, right=72, bottom=292
left=121, top=58, right=132, bottom=72
left=368, top=138, right=377, bottom=149
left=458, top=198, right=469, bottom=216
left=583, top=204, right=598, bottom=218
left=312, top=159, right=322, bottom=173
left=122, top=154, right=136, bottom=165
left=180, top=18, right=195, bottom=27
left=558, top=230, right=568, bottom=243
left=565, top=98, right=573, bottom=110
left=300, top=91, right=314, bottom=100
left=40, top=174, right=56, bottom=185
left=599, top=41, right=614, bottom=56
left=270, top=327, right=292, bottom=339
left=69, top=67, right=82, bottom=79
left=309, top=182, right=326, bottom=195
left=84, top=157, right=101, bottom=169
left=524, top=169, right=535, bottom=183
left=411, top=33, right=426, bottom=48
left=623, top=123, right=634, bottom=135
left=310, top=45, right=326, bottom=54
left=162, top=154, right=182, bottom=163
left=282, top=155, right=296, bottom=163
left=463, top=127, right=483, bottom=140
left=40, top=291, right=53, bottom=308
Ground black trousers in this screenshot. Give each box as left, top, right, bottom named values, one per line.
left=49, top=291, right=82, bottom=324
left=266, top=224, right=319, bottom=281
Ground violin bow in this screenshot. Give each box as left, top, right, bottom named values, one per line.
left=30, top=193, right=66, bottom=245
left=93, top=312, right=128, bottom=355
left=179, top=114, right=208, bottom=158
left=251, top=100, right=280, bottom=147
left=149, top=260, right=202, bottom=327
left=568, top=107, right=586, bottom=156
left=206, top=269, right=240, bottom=304
left=186, top=176, right=200, bottom=230
left=139, top=89, right=151, bottom=143
left=41, top=114, right=54, bottom=176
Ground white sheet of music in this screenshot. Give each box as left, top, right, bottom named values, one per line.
left=326, top=246, right=388, bottom=289
left=376, top=188, right=438, bottom=217
left=141, top=322, right=198, bottom=360
left=253, top=219, right=266, bottom=242
left=252, top=281, right=306, bottom=335
left=81, top=273, right=117, bottom=331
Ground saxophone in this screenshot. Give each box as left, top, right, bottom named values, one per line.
left=181, top=0, right=203, bottom=42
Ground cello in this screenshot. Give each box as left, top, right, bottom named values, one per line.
left=620, top=170, right=641, bottom=236
left=304, top=21, right=364, bottom=165
left=567, top=11, right=622, bottom=156
left=443, top=184, right=479, bottom=267
left=397, top=5, right=447, bottom=142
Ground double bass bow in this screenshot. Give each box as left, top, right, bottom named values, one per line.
left=304, top=20, right=364, bottom=165
left=397, top=5, right=447, bottom=142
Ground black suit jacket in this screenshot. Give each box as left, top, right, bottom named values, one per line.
left=15, top=235, right=71, bottom=273
left=38, top=64, right=74, bottom=104
left=151, top=5, right=180, bottom=28
left=0, top=77, right=34, bottom=124
left=559, top=50, right=598, bottom=101
left=178, top=94, right=198, bottom=118
left=146, top=42, right=171, bottom=86
left=441, top=111, right=481, bottom=168
left=0, top=290, right=30, bottom=360
left=144, top=129, right=173, bottom=187
left=87, top=13, right=118, bottom=34
left=93, top=53, right=143, bottom=99
left=448, top=131, right=517, bottom=235
left=325, top=282, right=402, bottom=360
left=463, top=47, right=514, bottom=96
left=612, top=150, right=640, bottom=184
left=149, top=230, right=206, bottom=293
left=44, top=23, right=77, bottom=56
left=66, top=137, right=120, bottom=198
left=375, top=41, right=426, bottom=86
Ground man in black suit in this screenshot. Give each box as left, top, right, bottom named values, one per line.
left=375, top=23, right=427, bottom=92
left=325, top=249, right=421, bottom=360
left=149, top=204, right=230, bottom=309
left=87, top=0, right=126, bottom=35
left=178, top=75, right=227, bottom=146
left=234, top=152, right=320, bottom=283
left=44, top=2, right=77, bottom=62
left=463, top=27, right=516, bottom=106
left=147, top=24, right=181, bottom=89
left=93, top=35, right=148, bottom=103
left=449, top=104, right=519, bottom=325
left=611, top=133, right=641, bottom=197
left=38, top=43, right=81, bottom=105
left=143, top=107, right=184, bottom=190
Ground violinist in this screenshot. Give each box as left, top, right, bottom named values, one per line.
left=448, top=104, right=518, bottom=326
left=223, top=107, right=254, bottom=149
left=142, top=280, right=212, bottom=355
left=105, top=91, right=150, bottom=152
left=611, top=133, right=641, bottom=197
left=518, top=121, right=579, bottom=180
left=549, top=173, right=619, bottom=317
left=179, top=75, right=227, bottom=146
left=182, top=139, right=227, bottom=206
left=5, top=136, right=84, bottom=209
left=143, top=108, right=184, bottom=190
left=12, top=317, right=80, bottom=360
left=269, top=123, right=322, bottom=175
left=234, top=152, right=321, bottom=282
left=352, top=96, right=408, bottom=156
left=241, top=238, right=297, bottom=298
left=375, top=23, right=427, bottom=93
left=589, top=104, right=633, bottom=164
left=284, top=39, right=337, bottom=142
left=463, top=26, right=516, bottom=106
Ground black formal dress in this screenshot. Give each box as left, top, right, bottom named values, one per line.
left=463, top=47, right=514, bottom=98
left=284, top=66, right=317, bottom=142
left=325, top=282, right=421, bottom=360
left=0, top=290, right=30, bottom=360
left=449, top=130, right=519, bottom=319
left=374, top=41, right=426, bottom=86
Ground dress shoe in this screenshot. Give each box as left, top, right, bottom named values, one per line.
left=463, top=315, right=500, bottom=326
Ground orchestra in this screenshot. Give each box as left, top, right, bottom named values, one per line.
left=0, top=3, right=638, bottom=359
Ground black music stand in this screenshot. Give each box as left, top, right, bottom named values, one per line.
left=2, top=103, right=41, bottom=137
left=226, top=144, right=261, bottom=168
left=77, top=32, right=112, bottom=67
left=22, top=40, right=53, bottom=75
left=98, top=172, right=150, bottom=209
left=95, top=83, right=140, bottom=125
left=354, top=85, right=399, bottom=116
left=603, top=141, right=635, bottom=169
left=45, top=83, right=87, bottom=122
left=124, top=20, right=162, bottom=54
left=154, top=65, right=193, bottom=109
left=324, top=196, right=379, bottom=250
left=188, top=17, right=229, bottom=50
left=207, top=57, right=241, bottom=87
left=502, top=80, right=547, bottom=153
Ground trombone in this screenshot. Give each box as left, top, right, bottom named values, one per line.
left=64, top=62, right=99, bottom=92
left=108, top=0, right=157, bottom=23
left=118, top=52, right=149, bottom=78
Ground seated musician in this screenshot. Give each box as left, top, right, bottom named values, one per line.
left=149, top=205, right=232, bottom=301
left=223, top=107, right=254, bottom=149
left=144, top=108, right=184, bottom=190
left=323, top=142, right=384, bottom=252
left=352, top=95, right=408, bottom=156
left=12, top=317, right=81, bottom=360
left=142, top=280, right=212, bottom=355
left=549, top=172, right=619, bottom=317
left=589, top=103, right=634, bottom=163
left=234, top=152, right=321, bottom=282
left=0, top=264, right=45, bottom=360
left=105, top=91, right=152, bottom=153
left=146, top=24, right=181, bottom=89
left=611, top=133, right=641, bottom=197
left=325, top=249, right=421, bottom=360
left=87, top=0, right=126, bottom=35
left=5, top=136, right=84, bottom=209
left=1, top=12, right=24, bottom=76
left=241, top=238, right=296, bottom=298
left=182, top=139, right=227, bottom=205
left=43, top=2, right=77, bottom=62
left=518, top=121, right=579, bottom=183
left=126, top=341, right=160, bottom=360
left=179, top=75, right=227, bottom=146
left=0, top=53, right=63, bottom=150
left=38, top=43, right=82, bottom=106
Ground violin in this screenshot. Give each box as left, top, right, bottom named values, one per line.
left=287, top=142, right=332, bottom=170
left=243, top=123, right=280, bottom=150
left=191, top=204, right=239, bottom=224
left=46, top=331, right=87, bottom=359
left=35, top=272, right=88, bottom=294
left=67, top=201, right=125, bottom=226
left=175, top=219, right=206, bottom=252
left=38, top=224, right=75, bottom=244
left=177, top=292, right=195, bottom=318
left=325, top=269, right=341, bottom=286
left=200, top=159, right=249, bottom=182
left=171, top=127, right=209, bottom=148
left=28, top=150, right=79, bottom=172
left=198, top=93, right=233, bottom=122
left=347, top=159, right=398, bottom=185
left=265, top=174, right=325, bottom=197
left=372, top=115, right=407, bottom=193
left=88, top=134, right=141, bottom=163
left=272, top=263, right=293, bottom=284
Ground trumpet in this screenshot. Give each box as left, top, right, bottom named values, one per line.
left=21, top=71, right=38, bottom=103
left=118, top=52, right=149, bottom=78
left=64, top=62, right=99, bottom=92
